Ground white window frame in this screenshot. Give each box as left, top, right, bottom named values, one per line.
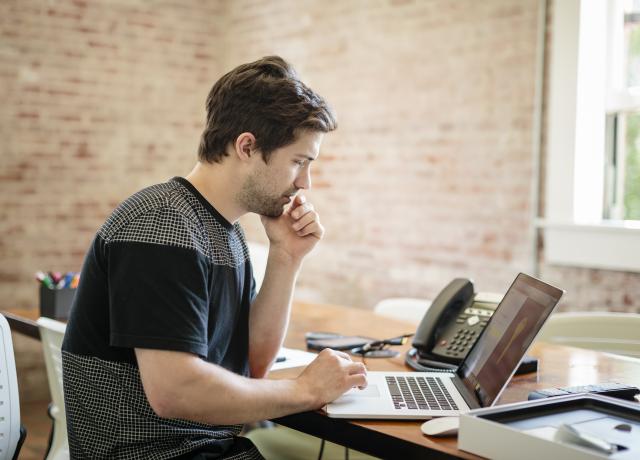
left=541, top=0, right=640, bottom=273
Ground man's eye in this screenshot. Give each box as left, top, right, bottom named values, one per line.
left=294, top=160, right=306, bottom=166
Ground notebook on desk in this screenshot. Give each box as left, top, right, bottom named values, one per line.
left=326, top=273, right=564, bottom=419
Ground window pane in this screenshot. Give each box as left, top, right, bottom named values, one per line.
left=625, top=1, right=640, bottom=87
left=624, top=113, right=640, bottom=219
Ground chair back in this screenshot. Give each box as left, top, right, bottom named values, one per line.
left=247, top=240, right=269, bottom=292
left=537, top=312, right=640, bottom=358
left=373, top=298, right=432, bottom=325
left=0, top=314, right=21, bottom=460
left=37, top=317, right=70, bottom=460
left=36, top=318, right=67, bottom=419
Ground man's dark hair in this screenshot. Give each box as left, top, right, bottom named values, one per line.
left=198, top=56, right=337, bottom=163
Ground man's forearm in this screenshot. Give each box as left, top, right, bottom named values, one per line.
left=137, top=349, right=317, bottom=425
left=248, top=249, right=301, bottom=377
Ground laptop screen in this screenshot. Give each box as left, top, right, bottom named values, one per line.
left=457, top=273, right=563, bottom=408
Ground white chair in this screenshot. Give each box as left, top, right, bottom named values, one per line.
left=246, top=240, right=269, bottom=292
left=0, top=314, right=26, bottom=460
left=373, top=297, right=431, bottom=325
left=536, top=312, right=640, bottom=358
left=246, top=425, right=379, bottom=460
left=36, top=317, right=70, bottom=460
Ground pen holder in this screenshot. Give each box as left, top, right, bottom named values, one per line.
left=40, top=285, right=76, bottom=319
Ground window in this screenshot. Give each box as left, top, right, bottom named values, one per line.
left=543, top=0, right=640, bottom=273
left=604, top=0, right=640, bottom=221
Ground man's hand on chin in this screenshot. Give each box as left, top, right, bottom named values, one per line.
left=260, top=194, right=324, bottom=265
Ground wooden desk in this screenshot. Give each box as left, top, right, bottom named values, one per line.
left=2, top=309, right=40, bottom=340
left=274, top=302, right=640, bottom=459
left=4, top=303, right=640, bottom=459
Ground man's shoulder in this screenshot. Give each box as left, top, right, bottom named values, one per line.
left=98, top=178, right=204, bottom=245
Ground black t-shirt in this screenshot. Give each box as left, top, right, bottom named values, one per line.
left=61, top=177, right=262, bottom=460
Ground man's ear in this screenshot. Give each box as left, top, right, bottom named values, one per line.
left=234, top=132, right=257, bottom=162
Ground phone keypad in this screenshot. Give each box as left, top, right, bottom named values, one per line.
left=446, top=329, right=478, bottom=355
left=433, top=308, right=494, bottom=359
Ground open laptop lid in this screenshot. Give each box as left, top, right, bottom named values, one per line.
left=455, top=273, right=564, bottom=408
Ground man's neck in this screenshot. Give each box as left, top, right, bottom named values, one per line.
left=184, top=161, right=245, bottom=224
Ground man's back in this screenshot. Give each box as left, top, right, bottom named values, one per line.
left=61, top=177, right=260, bottom=459
left=59, top=55, right=366, bottom=459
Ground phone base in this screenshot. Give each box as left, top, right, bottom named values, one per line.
left=404, top=349, right=539, bottom=375
left=514, top=355, right=538, bottom=375
left=405, top=348, right=458, bottom=373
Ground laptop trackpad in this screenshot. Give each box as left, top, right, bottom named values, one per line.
left=344, top=385, right=381, bottom=398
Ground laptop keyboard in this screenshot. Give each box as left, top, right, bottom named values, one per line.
left=386, top=376, right=459, bottom=411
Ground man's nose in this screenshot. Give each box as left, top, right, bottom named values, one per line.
left=294, top=167, right=311, bottom=190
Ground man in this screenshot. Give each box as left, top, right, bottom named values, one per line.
left=61, top=56, right=368, bottom=459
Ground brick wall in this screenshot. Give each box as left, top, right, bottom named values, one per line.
left=0, top=0, right=224, bottom=401
left=2, top=0, right=639, bottom=400
left=234, top=0, right=543, bottom=308
left=231, top=0, right=640, bottom=313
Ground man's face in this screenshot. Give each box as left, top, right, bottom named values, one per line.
left=238, top=130, right=323, bottom=217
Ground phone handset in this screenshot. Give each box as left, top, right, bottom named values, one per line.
left=406, top=278, right=476, bottom=372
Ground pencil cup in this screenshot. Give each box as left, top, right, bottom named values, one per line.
left=39, top=285, right=76, bottom=319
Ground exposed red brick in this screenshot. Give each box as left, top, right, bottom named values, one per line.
left=46, top=89, right=79, bottom=97
left=57, top=115, right=82, bottom=122
left=47, top=8, right=82, bottom=20
left=0, top=272, right=21, bottom=282
left=63, top=50, right=86, bottom=58
left=1, top=0, right=638, bottom=342
left=17, top=112, right=39, bottom=119
left=87, top=40, right=117, bottom=50
left=127, top=20, right=155, bottom=29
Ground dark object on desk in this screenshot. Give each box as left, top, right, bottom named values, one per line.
left=515, top=355, right=538, bottom=375
left=349, top=333, right=413, bottom=359
left=406, top=278, right=501, bottom=372
left=304, top=331, right=343, bottom=341
left=40, top=285, right=75, bottom=320
left=406, top=349, right=538, bottom=374
left=306, top=334, right=375, bottom=351
left=306, top=332, right=413, bottom=358
left=528, top=382, right=640, bottom=401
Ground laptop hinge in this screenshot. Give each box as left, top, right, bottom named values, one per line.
left=452, top=376, right=481, bottom=410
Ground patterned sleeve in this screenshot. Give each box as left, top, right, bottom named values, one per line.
left=106, top=207, right=211, bottom=358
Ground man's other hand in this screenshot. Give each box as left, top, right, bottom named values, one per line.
left=260, top=194, right=324, bottom=264
left=295, top=348, right=368, bottom=408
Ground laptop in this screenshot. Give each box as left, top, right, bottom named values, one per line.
left=326, top=273, right=564, bottom=419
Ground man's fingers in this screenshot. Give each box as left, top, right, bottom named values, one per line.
left=286, top=198, right=324, bottom=238
left=348, top=373, right=368, bottom=390
left=292, top=211, right=316, bottom=231
left=297, top=221, right=324, bottom=238
left=332, top=350, right=352, bottom=361
left=290, top=202, right=314, bottom=220
left=285, top=194, right=306, bottom=215
left=346, top=361, right=367, bottom=375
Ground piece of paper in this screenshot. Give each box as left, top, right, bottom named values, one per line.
left=270, top=347, right=317, bottom=371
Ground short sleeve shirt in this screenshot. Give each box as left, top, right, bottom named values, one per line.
left=61, top=177, right=261, bottom=459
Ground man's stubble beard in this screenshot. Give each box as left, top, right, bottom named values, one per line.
left=237, top=172, right=293, bottom=218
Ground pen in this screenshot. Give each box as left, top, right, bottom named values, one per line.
left=62, top=272, right=74, bottom=289
left=49, top=271, right=62, bottom=285
left=36, top=271, right=55, bottom=289
left=276, top=356, right=286, bottom=363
